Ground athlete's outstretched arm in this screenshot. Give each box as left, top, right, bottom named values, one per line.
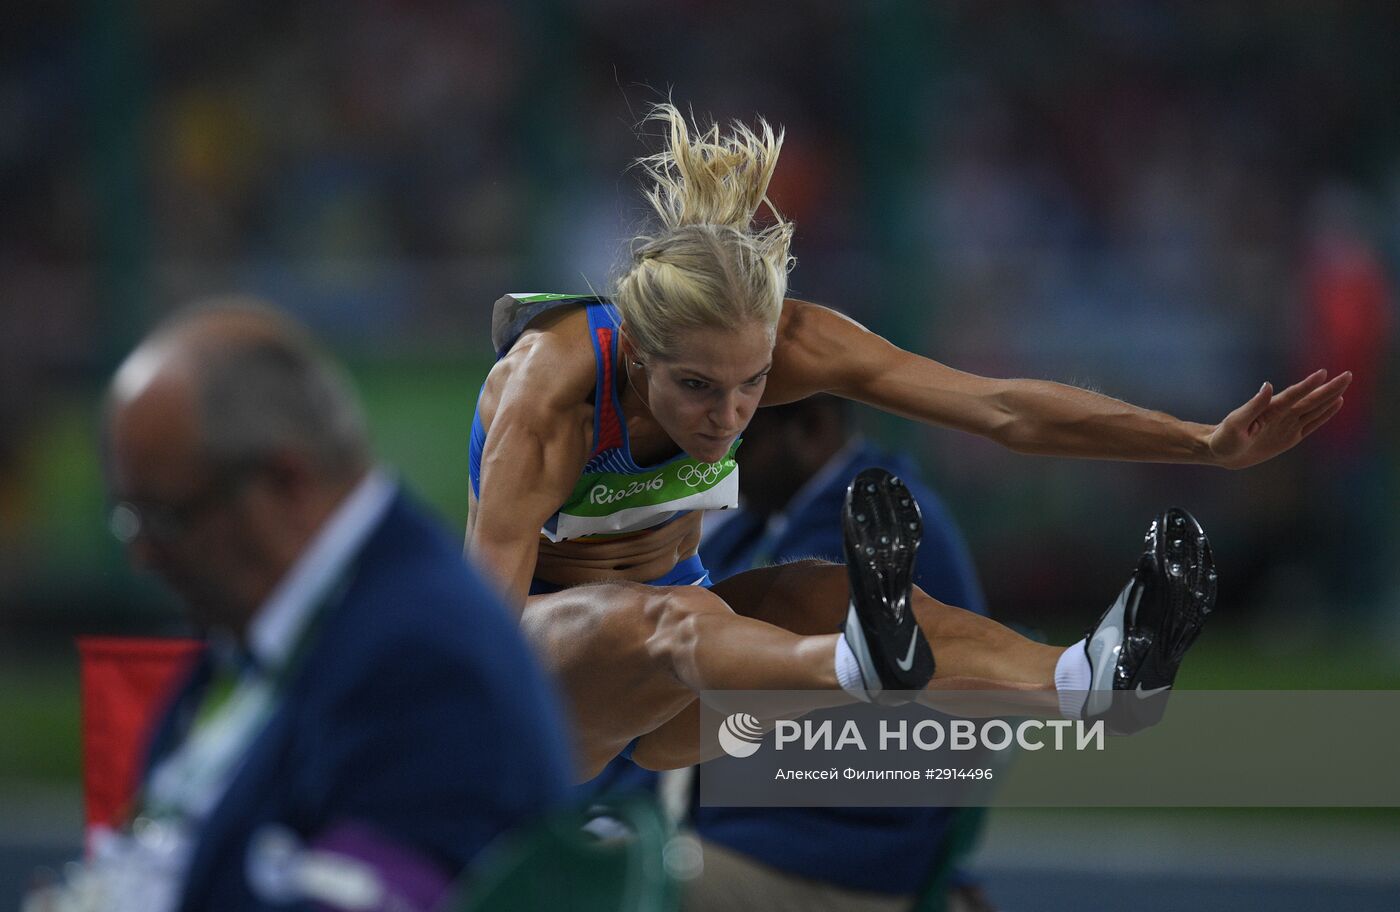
left=765, top=300, right=1350, bottom=469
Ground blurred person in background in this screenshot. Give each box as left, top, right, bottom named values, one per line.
left=29, top=303, right=573, bottom=912
left=1297, top=183, right=1396, bottom=614
left=691, top=394, right=997, bottom=911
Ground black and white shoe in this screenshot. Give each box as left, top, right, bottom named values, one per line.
left=1082, top=507, right=1217, bottom=734
left=840, top=467, right=935, bottom=706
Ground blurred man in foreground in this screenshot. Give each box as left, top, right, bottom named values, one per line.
left=51, top=303, right=572, bottom=911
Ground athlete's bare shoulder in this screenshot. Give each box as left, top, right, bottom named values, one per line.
left=478, top=306, right=597, bottom=431
left=765, top=298, right=875, bottom=404
left=775, top=297, right=871, bottom=353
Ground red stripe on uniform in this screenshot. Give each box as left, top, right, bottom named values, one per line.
left=592, top=327, right=624, bottom=457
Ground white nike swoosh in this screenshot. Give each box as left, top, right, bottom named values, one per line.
left=1135, top=683, right=1171, bottom=699
left=895, top=631, right=920, bottom=671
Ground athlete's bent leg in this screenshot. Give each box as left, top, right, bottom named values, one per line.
left=521, top=581, right=847, bottom=779
left=715, top=560, right=1059, bottom=690
left=642, top=585, right=841, bottom=692
left=629, top=561, right=1062, bottom=770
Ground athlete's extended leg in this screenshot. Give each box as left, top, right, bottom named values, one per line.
left=702, top=494, right=1218, bottom=726
left=630, top=503, right=1218, bottom=766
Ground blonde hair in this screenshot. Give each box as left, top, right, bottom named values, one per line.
left=613, top=104, right=795, bottom=360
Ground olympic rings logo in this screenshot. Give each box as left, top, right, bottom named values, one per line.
left=678, top=461, right=727, bottom=488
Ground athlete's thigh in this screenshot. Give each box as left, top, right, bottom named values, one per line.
left=624, top=565, right=848, bottom=771
left=520, top=582, right=698, bottom=775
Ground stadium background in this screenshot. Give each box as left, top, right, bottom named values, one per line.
left=2, top=1, right=1398, bottom=908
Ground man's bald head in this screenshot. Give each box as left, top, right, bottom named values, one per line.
left=104, top=301, right=373, bottom=630
left=110, top=300, right=370, bottom=483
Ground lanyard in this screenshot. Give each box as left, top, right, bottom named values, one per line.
left=135, top=568, right=355, bottom=826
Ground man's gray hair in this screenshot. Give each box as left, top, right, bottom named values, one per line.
left=200, top=333, right=370, bottom=479
left=156, top=301, right=372, bottom=479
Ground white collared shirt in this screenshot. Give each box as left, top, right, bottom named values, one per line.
left=247, top=468, right=396, bottom=672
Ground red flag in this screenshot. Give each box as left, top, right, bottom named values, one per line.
left=77, top=637, right=204, bottom=838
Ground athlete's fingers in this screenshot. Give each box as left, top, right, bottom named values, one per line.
left=1257, top=371, right=1349, bottom=428
left=1288, top=371, right=1352, bottom=415
left=1299, top=393, right=1345, bottom=427
left=1298, top=398, right=1344, bottom=438
left=1235, top=388, right=1273, bottom=437
left=1231, top=382, right=1273, bottom=429
left=1298, top=387, right=1348, bottom=424
left=1267, top=369, right=1328, bottom=408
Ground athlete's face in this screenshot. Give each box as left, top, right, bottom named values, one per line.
left=644, top=323, right=774, bottom=464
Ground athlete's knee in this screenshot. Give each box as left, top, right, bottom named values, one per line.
left=642, top=586, right=729, bottom=674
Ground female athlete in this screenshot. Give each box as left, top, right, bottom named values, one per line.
left=466, top=105, right=1349, bottom=779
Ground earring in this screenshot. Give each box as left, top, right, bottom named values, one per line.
left=632, top=360, right=643, bottom=369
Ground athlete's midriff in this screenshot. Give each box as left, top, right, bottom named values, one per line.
left=533, top=511, right=704, bottom=586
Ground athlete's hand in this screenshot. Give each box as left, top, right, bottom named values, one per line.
left=1206, top=369, right=1352, bottom=469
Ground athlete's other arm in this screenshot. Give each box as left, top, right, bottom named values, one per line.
left=467, top=323, right=594, bottom=612
left=765, top=300, right=1350, bottom=469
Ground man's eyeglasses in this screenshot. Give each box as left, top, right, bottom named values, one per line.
left=108, top=465, right=258, bottom=544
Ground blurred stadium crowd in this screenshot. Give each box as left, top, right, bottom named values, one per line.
left=2, top=1, right=1397, bottom=642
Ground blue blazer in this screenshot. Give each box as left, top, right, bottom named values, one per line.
left=143, top=490, right=574, bottom=911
